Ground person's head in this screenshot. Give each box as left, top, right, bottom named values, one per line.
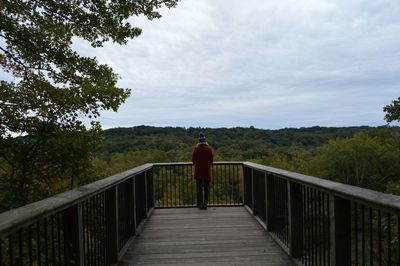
left=199, top=132, right=206, bottom=143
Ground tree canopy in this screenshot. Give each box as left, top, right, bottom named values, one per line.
left=384, top=97, right=400, bottom=123
left=0, top=0, right=178, bottom=136
left=0, top=0, right=179, bottom=211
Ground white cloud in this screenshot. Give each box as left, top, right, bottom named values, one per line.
left=72, top=0, right=400, bottom=129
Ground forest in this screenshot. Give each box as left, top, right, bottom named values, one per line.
left=2, top=124, right=400, bottom=212
left=94, top=125, right=400, bottom=193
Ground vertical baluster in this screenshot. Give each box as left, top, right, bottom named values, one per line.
left=217, top=164, right=219, bottom=205
left=100, top=193, right=105, bottom=266
left=236, top=165, right=239, bottom=204
left=322, top=193, right=326, bottom=266
left=87, top=199, right=91, bottom=265
left=91, top=197, right=95, bottom=265
left=190, top=165, right=194, bottom=206
left=398, top=216, right=400, bottom=266
left=277, top=177, right=281, bottom=240
left=307, top=187, right=311, bottom=266
left=369, top=207, right=373, bottom=266
left=302, top=186, right=305, bottom=265
left=9, top=235, right=13, bottom=266
left=355, top=203, right=358, bottom=266
left=185, top=165, right=188, bottom=205
left=225, top=164, right=228, bottom=205
left=224, top=164, right=227, bottom=205
left=163, top=167, right=167, bottom=207
left=173, top=165, right=176, bottom=206
left=164, top=166, right=167, bottom=207
left=37, top=221, right=41, bottom=266
left=309, top=189, right=313, bottom=265
left=44, top=217, right=49, bottom=266
left=57, top=213, right=62, bottom=265
left=176, top=165, right=179, bottom=206
left=28, top=225, right=33, bottom=266
left=0, top=238, right=3, bottom=266
left=159, top=167, right=162, bottom=207
left=165, top=166, right=169, bottom=207
left=387, top=213, right=391, bottom=266
left=159, top=167, right=161, bottom=207
left=285, top=179, right=288, bottom=244
left=230, top=165, right=233, bottom=205
left=326, top=195, right=330, bottom=265
left=211, top=165, right=214, bottom=205
left=170, top=166, right=173, bottom=207
left=93, top=196, right=97, bottom=265
left=84, top=201, right=88, bottom=265
left=361, top=206, right=365, bottom=266
left=378, top=210, right=382, bottom=266
left=18, top=230, right=23, bottom=266
left=318, top=191, right=322, bottom=266
left=18, top=229, right=24, bottom=265
left=51, top=216, right=55, bottom=265
left=181, top=165, right=184, bottom=206
left=97, top=195, right=101, bottom=266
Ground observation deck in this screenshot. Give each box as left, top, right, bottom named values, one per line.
left=1, top=162, right=399, bottom=265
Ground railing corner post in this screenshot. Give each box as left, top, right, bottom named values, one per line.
left=62, top=203, right=84, bottom=266
left=329, top=194, right=351, bottom=266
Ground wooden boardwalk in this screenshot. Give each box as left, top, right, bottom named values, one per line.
left=120, top=207, right=292, bottom=265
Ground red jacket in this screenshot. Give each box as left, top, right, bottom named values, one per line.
left=192, top=144, right=214, bottom=182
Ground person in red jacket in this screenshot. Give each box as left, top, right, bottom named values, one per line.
left=192, top=132, right=214, bottom=210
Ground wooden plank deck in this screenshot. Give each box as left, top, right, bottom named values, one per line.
left=120, top=207, right=292, bottom=265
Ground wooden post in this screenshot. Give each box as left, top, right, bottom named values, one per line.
left=105, top=186, right=119, bottom=264
left=288, top=181, right=303, bottom=258
left=330, top=195, right=351, bottom=266
left=63, top=203, right=84, bottom=266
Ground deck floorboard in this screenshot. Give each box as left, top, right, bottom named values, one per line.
left=120, top=207, right=292, bottom=265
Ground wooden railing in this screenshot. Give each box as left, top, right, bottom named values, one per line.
left=0, top=164, right=154, bottom=266
left=243, top=162, right=400, bottom=266
left=1, top=162, right=400, bottom=265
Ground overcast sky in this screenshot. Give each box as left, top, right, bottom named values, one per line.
left=78, top=0, right=400, bottom=129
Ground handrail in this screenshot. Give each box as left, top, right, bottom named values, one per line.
left=152, top=161, right=243, bottom=166
left=243, top=162, right=400, bottom=214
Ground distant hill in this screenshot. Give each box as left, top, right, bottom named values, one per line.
left=97, top=125, right=400, bottom=159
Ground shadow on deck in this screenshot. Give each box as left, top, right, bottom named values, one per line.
left=120, top=207, right=292, bottom=266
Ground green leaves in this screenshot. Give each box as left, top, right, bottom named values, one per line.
left=0, top=0, right=179, bottom=211
left=384, top=97, right=400, bottom=123
left=1, top=0, right=178, bottom=136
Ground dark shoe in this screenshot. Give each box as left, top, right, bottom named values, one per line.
left=198, top=204, right=203, bottom=209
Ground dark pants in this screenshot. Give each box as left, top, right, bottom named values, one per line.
left=196, top=179, right=209, bottom=206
